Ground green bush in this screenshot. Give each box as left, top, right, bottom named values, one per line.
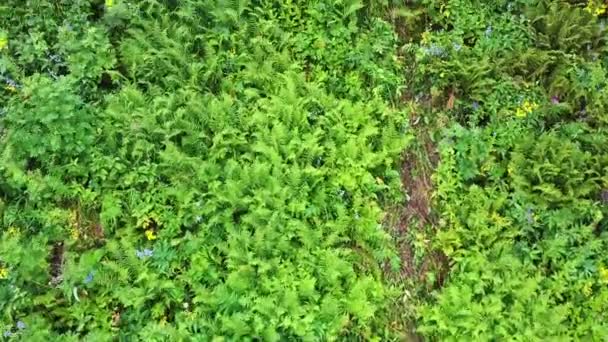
left=0, top=0, right=410, bottom=339
left=412, top=0, right=608, bottom=340
left=2, top=0, right=608, bottom=340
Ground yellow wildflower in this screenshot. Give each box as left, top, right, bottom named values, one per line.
left=7, top=226, right=19, bottom=236
left=145, top=229, right=157, bottom=240
left=105, top=0, right=114, bottom=8
left=585, top=1, right=606, bottom=16
left=4, top=85, right=16, bottom=93
left=0, top=36, right=7, bottom=50
left=0, top=267, right=8, bottom=279
left=515, top=100, right=538, bottom=118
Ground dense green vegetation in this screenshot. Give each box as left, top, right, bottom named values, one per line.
left=0, top=0, right=607, bottom=340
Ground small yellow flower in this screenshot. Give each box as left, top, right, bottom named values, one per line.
left=105, top=0, right=114, bottom=8
left=145, top=229, right=157, bottom=240
left=585, top=1, right=606, bottom=16
left=515, top=100, right=538, bottom=118
left=0, top=36, right=7, bottom=50
left=4, top=85, right=16, bottom=93
left=0, top=267, right=8, bottom=279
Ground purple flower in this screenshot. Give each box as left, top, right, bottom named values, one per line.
left=16, top=321, right=25, bottom=330
left=551, top=96, right=559, bottom=104
left=84, top=271, right=94, bottom=284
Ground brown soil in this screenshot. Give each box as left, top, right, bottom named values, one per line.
left=390, top=113, right=449, bottom=288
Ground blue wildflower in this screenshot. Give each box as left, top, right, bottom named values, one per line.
left=453, top=43, right=462, bottom=51
left=526, top=208, right=534, bottom=224
left=48, top=54, right=62, bottom=63
left=428, top=44, right=445, bottom=57
left=136, top=249, right=153, bottom=260
left=3, top=77, right=21, bottom=89
left=472, top=101, right=480, bottom=110
left=16, top=321, right=25, bottom=330
left=485, top=25, right=493, bottom=37
left=422, top=44, right=446, bottom=58
left=84, top=271, right=95, bottom=284
left=3, top=331, right=12, bottom=337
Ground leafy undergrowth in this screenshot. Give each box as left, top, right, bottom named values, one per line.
left=405, top=0, right=608, bottom=340
left=2, top=0, right=608, bottom=341
left=0, top=1, right=412, bottom=340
